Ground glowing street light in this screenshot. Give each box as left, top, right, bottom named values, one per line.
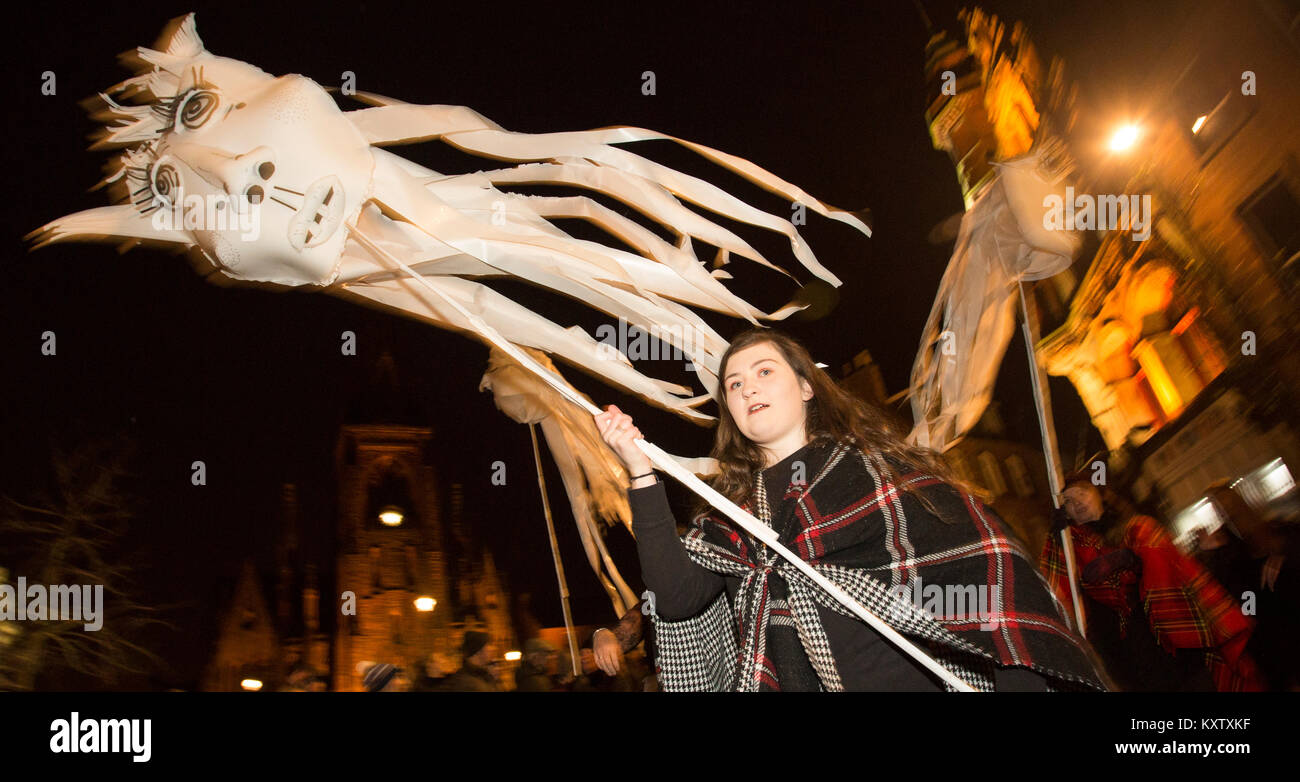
left=1108, top=123, right=1141, bottom=152
left=414, top=596, right=436, bottom=612
left=1191, top=115, right=1208, bottom=134
left=240, top=678, right=263, bottom=691
left=378, top=505, right=404, bottom=527
left=504, top=651, right=522, bottom=661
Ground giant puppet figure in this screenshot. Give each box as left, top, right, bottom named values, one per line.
left=32, top=14, right=871, bottom=615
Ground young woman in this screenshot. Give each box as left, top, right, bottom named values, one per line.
left=596, top=328, right=1103, bottom=691
left=1041, top=473, right=1265, bottom=691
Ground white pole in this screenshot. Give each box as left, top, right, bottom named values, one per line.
left=1017, top=281, right=1086, bottom=636
left=359, top=234, right=977, bottom=691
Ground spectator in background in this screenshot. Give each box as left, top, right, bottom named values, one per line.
left=410, top=652, right=450, bottom=692
left=587, top=599, right=658, bottom=692
left=1041, top=471, right=1264, bottom=691
left=555, top=645, right=597, bottom=692
left=515, top=638, right=558, bottom=692
left=1197, top=481, right=1300, bottom=690
left=442, top=630, right=500, bottom=692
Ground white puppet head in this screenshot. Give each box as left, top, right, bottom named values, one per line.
left=35, top=13, right=870, bottom=420
left=37, top=14, right=372, bottom=286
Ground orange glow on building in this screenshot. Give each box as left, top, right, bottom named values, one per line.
left=1171, top=306, right=1198, bottom=335
left=1133, top=344, right=1182, bottom=416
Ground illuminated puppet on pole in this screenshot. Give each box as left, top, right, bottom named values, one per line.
left=32, top=14, right=871, bottom=619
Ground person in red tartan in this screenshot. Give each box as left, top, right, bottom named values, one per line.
left=1040, top=472, right=1265, bottom=691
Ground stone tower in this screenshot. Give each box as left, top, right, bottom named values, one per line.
left=332, top=419, right=449, bottom=691
left=330, top=349, right=515, bottom=689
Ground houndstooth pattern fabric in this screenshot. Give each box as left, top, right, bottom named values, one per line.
left=655, top=531, right=998, bottom=691
left=651, top=589, right=736, bottom=691
left=650, top=439, right=1106, bottom=692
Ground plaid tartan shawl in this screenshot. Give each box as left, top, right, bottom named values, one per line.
left=650, top=440, right=1104, bottom=691
left=1041, top=516, right=1264, bottom=692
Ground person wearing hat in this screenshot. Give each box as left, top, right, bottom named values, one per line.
left=1040, top=469, right=1264, bottom=691
left=515, top=637, right=558, bottom=692
left=441, top=630, right=500, bottom=691
left=362, top=662, right=407, bottom=692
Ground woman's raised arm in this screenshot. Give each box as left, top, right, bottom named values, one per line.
left=596, top=404, right=725, bottom=619
left=627, top=479, right=726, bottom=620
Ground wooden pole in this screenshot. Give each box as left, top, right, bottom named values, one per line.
left=1017, top=281, right=1086, bottom=636
left=529, top=422, right=581, bottom=678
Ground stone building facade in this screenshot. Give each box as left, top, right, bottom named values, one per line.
left=921, top=3, right=1300, bottom=546
left=204, top=353, right=515, bottom=691
left=332, top=424, right=514, bottom=691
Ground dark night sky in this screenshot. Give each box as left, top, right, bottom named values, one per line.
left=1, top=0, right=1180, bottom=688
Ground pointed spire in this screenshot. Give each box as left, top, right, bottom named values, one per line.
left=345, top=332, right=423, bottom=425
left=275, top=483, right=299, bottom=634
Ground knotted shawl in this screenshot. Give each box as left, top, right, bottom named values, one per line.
left=650, top=439, right=1104, bottom=691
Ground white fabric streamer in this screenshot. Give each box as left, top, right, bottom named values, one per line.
left=908, top=150, right=1079, bottom=451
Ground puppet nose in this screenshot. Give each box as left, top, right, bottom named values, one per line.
left=166, top=143, right=276, bottom=205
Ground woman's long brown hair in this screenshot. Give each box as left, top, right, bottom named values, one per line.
left=690, top=327, right=970, bottom=523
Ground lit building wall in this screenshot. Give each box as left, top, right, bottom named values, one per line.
left=923, top=3, right=1300, bottom=536
left=1029, top=0, right=1300, bottom=519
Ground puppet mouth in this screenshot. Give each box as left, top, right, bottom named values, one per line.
left=288, top=175, right=344, bottom=250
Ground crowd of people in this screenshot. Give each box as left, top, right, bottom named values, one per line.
left=1042, top=471, right=1299, bottom=691
left=355, top=624, right=658, bottom=693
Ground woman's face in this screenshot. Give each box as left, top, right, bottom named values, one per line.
left=722, top=342, right=813, bottom=453
left=1061, top=484, right=1104, bottom=524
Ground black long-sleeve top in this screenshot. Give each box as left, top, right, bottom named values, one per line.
left=628, top=441, right=1048, bottom=692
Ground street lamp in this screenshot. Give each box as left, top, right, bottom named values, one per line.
left=240, top=678, right=263, bottom=691
left=504, top=651, right=522, bottom=661
left=1108, top=123, right=1141, bottom=152
left=414, top=596, right=436, bottom=612
left=378, top=505, right=404, bottom=527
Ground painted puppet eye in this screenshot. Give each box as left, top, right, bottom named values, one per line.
left=150, top=162, right=182, bottom=206
left=175, top=89, right=219, bottom=130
